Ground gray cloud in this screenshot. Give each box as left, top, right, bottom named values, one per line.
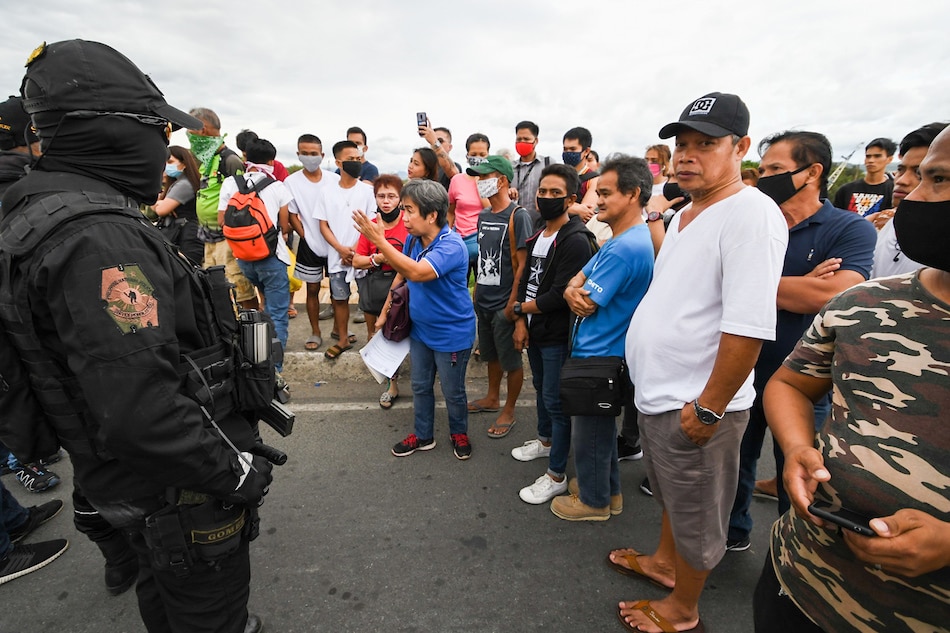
left=3, top=0, right=946, bottom=174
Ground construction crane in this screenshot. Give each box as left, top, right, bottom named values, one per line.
left=826, top=142, right=864, bottom=188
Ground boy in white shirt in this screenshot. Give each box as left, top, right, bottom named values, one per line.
left=217, top=138, right=293, bottom=369
left=316, top=140, right=376, bottom=359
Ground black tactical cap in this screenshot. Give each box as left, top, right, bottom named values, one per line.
left=0, top=95, right=39, bottom=150
left=20, top=40, right=201, bottom=131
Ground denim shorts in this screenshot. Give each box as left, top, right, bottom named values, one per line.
left=328, top=271, right=352, bottom=301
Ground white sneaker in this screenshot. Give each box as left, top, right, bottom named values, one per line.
left=519, top=474, right=568, bottom=504
left=511, top=439, right=551, bottom=462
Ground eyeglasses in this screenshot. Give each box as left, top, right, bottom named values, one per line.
left=376, top=193, right=399, bottom=200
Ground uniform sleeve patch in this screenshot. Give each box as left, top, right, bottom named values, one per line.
left=100, top=264, right=159, bottom=334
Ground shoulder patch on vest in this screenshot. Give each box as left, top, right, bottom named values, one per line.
left=100, top=264, right=159, bottom=334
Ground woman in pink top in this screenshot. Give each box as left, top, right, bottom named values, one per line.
left=448, top=133, right=491, bottom=267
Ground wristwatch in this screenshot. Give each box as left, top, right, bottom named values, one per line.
left=693, top=401, right=723, bottom=425
left=513, top=302, right=523, bottom=316
left=646, top=210, right=662, bottom=223
left=433, top=139, right=443, bottom=149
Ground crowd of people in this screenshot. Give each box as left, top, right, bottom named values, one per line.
left=0, top=38, right=946, bottom=633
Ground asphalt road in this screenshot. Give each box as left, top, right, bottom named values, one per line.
left=0, top=309, right=780, bottom=633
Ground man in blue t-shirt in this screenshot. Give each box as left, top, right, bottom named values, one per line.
left=552, top=155, right=655, bottom=521
left=727, top=131, right=877, bottom=551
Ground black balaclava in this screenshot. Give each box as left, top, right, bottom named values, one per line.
left=32, top=111, right=167, bottom=204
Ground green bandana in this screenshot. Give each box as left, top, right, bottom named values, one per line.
left=187, top=132, right=224, bottom=167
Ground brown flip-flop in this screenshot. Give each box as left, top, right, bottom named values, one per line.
left=606, top=549, right=674, bottom=590
left=616, top=600, right=705, bottom=633
left=324, top=343, right=352, bottom=360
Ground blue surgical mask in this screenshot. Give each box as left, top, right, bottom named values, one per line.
left=562, top=151, right=583, bottom=167
left=165, top=164, right=183, bottom=179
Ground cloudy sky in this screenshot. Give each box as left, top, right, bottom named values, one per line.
left=2, top=0, right=946, bottom=174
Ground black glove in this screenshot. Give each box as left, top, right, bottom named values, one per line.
left=226, top=454, right=273, bottom=506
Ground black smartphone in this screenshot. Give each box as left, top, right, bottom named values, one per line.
left=807, top=500, right=876, bottom=536
left=416, top=112, right=428, bottom=128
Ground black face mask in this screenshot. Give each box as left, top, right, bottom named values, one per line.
left=893, top=198, right=950, bottom=272
left=756, top=165, right=809, bottom=206
left=378, top=206, right=401, bottom=223
left=32, top=112, right=168, bottom=204
left=341, top=160, right=362, bottom=179
left=663, top=181, right=691, bottom=211
left=536, top=196, right=568, bottom=221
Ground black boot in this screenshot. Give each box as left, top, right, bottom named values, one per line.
left=96, top=534, right=139, bottom=596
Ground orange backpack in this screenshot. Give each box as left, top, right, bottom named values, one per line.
left=222, top=175, right=278, bottom=261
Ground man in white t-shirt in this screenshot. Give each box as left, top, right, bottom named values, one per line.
left=317, top=140, right=376, bottom=359
left=612, top=93, right=788, bottom=633
left=217, top=138, right=293, bottom=370
left=285, top=134, right=341, bottom=351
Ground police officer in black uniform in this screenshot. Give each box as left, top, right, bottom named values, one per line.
left=0, top=93, right=141, bottom=596
left=0, top=40, right=272, bottom=633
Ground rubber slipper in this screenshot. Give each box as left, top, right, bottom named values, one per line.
left=331, top=331, right=358, bottom=344
left=606, top=549, right=674, bottom=590
left=288, top=305, right=298, bottom=318
left=379, top=391, right=399, bottom=409
left=467, top=402, right=501, bottom=413
left=487, top=419, right=516, bottom=438
left=616, top=600, right=705, bottom=633
left=304, top=335, right=322, bottom=351
left=324, top=343, right=352, bottom=360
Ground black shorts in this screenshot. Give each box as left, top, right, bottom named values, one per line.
left=294, top=237, right=328, bottom=283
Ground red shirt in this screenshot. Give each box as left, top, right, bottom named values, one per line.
left=356, top=214, right=409, bottom=272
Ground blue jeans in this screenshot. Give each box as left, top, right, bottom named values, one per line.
left=409, top=337, right=471, bottom=440
left=527, top=343, right=570, bottom=477
left=729, top=392, right=831, bottom=541
left=572, top=413, right=620, bottom=508
left=0, top=478, right=30, bottom=556
left=237, top=256, right=289, bottom=371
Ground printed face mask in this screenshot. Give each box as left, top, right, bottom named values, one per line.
left=467, top=155, right=488, bottom=168
left=477, top=177, right=500, bottom=198
left=341, top=160, right=363, bottom=179
left=756, top=164, right=809, bottom=206
left=515, top=141, right=535, bottom=158
left=299, top=154, right=323, bottom=172
left=536, top=196, right=568, bottom=221
left=562, top=151, right=583, bottom=167
left=187, top=132, right=223, bottom=166
left=893, top=198, right=950, bottom=272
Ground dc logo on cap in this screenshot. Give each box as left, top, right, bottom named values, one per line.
left=689, top=98, right=716, bottom=116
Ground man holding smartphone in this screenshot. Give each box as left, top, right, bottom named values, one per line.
left=756, top=127, right=950, bottom=633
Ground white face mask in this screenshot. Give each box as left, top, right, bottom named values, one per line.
left=355, top=145, right=365, bottom=158
left=299, top=154, right=323, bottom=172
left=477, top=177, right=500, bottom=198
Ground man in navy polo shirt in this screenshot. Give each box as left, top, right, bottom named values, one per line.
left=727, top=130, right=877, bottom=550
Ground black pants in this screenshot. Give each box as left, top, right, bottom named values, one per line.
left=125, top=522, right=251, bottom=633
left=753, top=551, right=824, bottom=633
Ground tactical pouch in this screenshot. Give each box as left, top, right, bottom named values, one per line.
left=183, top=500, right=247, bottom=562
left=143, top=505, right=193, bottom=578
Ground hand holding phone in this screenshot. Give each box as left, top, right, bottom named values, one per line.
left=416, top=112, right=428, bottom=132
left=808, top=500, right=876, bottom=536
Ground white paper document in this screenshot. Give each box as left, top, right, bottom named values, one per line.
left=359, top=333, right=410, bottom=383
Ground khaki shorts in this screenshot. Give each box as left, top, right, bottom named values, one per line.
left=204, top=241, right=256, bottom=302
left=638, top=407, right=749, bottom=571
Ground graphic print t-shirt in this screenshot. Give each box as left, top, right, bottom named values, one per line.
left=833, top=178, right=893, bottom=217
left=525, top=230, right=557, bottom=325
left=475, top=202, right=532, bottom=311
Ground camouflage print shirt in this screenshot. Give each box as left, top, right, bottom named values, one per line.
left=771, top=272, right=950, bottom=633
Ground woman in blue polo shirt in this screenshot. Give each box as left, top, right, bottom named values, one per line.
left=353, top=179, right=477, bottom=460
